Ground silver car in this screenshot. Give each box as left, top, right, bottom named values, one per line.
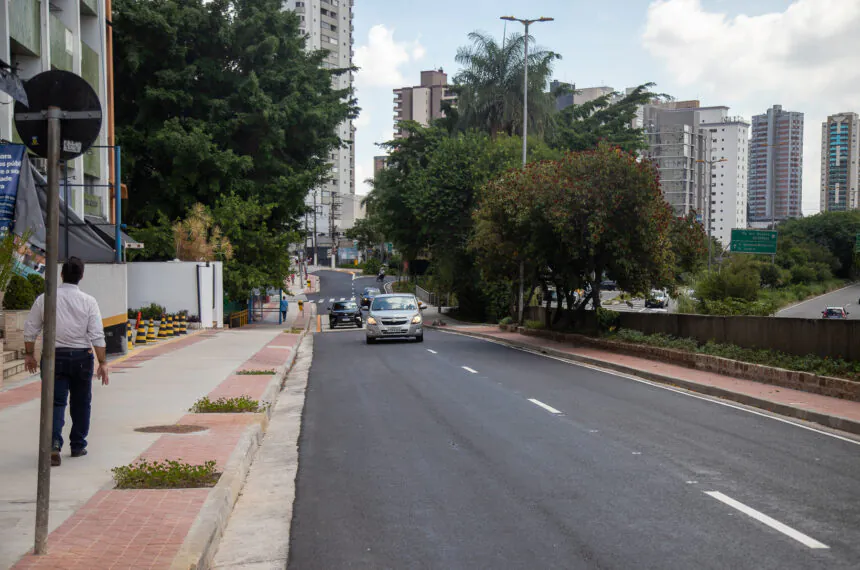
left=365, top=294, right=425, bottom=344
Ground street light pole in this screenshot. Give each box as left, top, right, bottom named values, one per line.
left=501, top=15, right=553, bottom=323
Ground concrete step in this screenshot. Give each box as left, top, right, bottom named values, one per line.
left=4, top=359, right=27, bottom=380
left=4, top=350, right=19, bottom=362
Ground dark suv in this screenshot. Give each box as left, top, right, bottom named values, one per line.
left=361, top=287, right=381, bottom=308
left=329, top=301, right=363, bottom=329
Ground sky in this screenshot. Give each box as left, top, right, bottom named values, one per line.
left=351, top=0, right=860, bottom=216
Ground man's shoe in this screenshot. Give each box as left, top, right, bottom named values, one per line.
left=51, top=451, right=61, bottom=467
left=70, top=449, right=88, bottom=458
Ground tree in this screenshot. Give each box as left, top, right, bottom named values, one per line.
left=344, top=218, right=382, bottom=253
left=453, top=31, right=560, bottom=138
left=113, top=0, right=356, bottom=298
left=173, top=204, right=233, bottom=262
left=548, top=84, right=660, bottom=153
left=669, top=212, right=709, bottom=282
left=696, top=256, right=760, bottom=301
left=473, top=144, right=676, bottom=325
left=776, top=211, right=860, bottom=278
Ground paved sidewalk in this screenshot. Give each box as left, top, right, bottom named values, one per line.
left=434, top=325, right=860, bottom=437
left=1, top=305, right=308, bottom=569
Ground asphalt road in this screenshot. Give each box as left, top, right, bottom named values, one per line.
left=288, top=274, right=860, bottom=569
left=776, top=283, right=860, bottom=319
left=306, top=270, right=394, bottom=312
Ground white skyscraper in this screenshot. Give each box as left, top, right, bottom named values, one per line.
left=696, top=107, right=750, bottom=247
left=284, top=0, right=356, bottom=262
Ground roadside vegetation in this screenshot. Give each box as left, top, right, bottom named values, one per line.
left=679, top=212, right=859, bottom=316
left=112, top=459, right=219, bottom=489
left=189, top=396, right=265, bottom=413
left=612, top=329, right=860, bottom=381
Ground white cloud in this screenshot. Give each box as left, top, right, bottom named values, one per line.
left=355, top=163, right=371, bottom=196
left=643, top=0, right=860, bottom=214
left=354, top=24, right=426, bottom=89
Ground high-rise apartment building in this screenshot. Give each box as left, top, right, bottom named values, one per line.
left=285, top=0, right=356, bottom=261
left=550, top=82, right=614, bottom=112
left=2, top=0, right=112, bottom=222
left=748, top=105, right=804, bottom=227
left=394, top=69, right=456, bottom=138
left=820, top=112, right=860, bottom=212
left=696, top=107, right=749, bottom=247
left=641, top=105, right=712, bottom=223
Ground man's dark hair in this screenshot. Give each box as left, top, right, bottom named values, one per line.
left=61, top=257, right=85, bottom=285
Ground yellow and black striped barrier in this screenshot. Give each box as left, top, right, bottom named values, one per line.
left=146, top=320, right=157, bottom=342
left=136, top=319, right=148, bottom=345
left=178, top=314, right=187, bottom=335
left=127, top=322, right=133, bottom=351
left=167, top=314, right=175, bottom=337
left=157, top=315, right=169, bottom=340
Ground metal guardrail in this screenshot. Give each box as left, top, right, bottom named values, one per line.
left=228, top=310, right=248, bottom=328
left=415, top=285, right=436, bottom=305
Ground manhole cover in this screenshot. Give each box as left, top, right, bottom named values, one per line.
left=134, top=425, right=208, bottom=434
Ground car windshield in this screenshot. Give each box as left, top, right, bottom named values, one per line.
left=333, top=302, right=357, bottom=311
left=371, top=296, right=417, bottom=311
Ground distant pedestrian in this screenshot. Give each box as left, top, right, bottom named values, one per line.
left=24, top=257, right=109, bottom=467
left=280, top=297, right=289, bottom=321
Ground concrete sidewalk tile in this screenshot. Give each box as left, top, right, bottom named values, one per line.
left=1, top=326, right=289, bottom=569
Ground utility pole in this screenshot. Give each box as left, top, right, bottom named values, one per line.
left=501, top=14, right=553, bottom=325
left=312, top=190, right=318, bottom=267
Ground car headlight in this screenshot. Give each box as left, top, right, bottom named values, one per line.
left=366, top=317, right=377, bottom=325
left=412, top=315, right=422, bottom=324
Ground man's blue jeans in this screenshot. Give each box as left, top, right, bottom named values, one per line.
left=51, top=349, right=95, bottom=452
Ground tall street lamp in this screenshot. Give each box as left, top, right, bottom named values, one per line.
left=500, top=15, right=553, bottom=166
left=501, top=15, right=553, bottom=324
left=697, top=156, right=727, bottom=271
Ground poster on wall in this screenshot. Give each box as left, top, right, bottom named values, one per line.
left=0, top=143, right=25, bottom=232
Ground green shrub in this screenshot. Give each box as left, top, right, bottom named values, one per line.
left=190, top=396, right=264, bottom=413
left=3, top=274, right=35, bottom=310
left=790, top=265, right=817, bottom=285
left=697, top=298, right=778, bottom=317
left=112, top=459, right=219, bottom=489
left=596, top=308, right=621, bottom=333
left=524, top=320, right=545, bottom=330
left=363, top=258, right=382, bottom=276
left=27, top=273, right=44, bottom=296
left=141, top=303, right=166, bottom=320
left=499, top=316, right=514, bottom=325
left=391, top=280, right=414, bottom=293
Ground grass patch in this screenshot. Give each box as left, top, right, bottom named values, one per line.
left=390, top=281, right=414, bottom=293
left=759, top=279, right=846, bottom=311
left=286, top=327, right=303, bottom=334
left=190, top=396, right=265, bottom=413
left=112, top=459, right=219, bottom=489
left=236, top=369, right=276, bottom=376
left=611, top=328, right=860, bottom=381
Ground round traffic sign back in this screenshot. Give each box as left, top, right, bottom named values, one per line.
left=13, top=70, right=102, bottom=161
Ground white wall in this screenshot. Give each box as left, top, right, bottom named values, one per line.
left=56, top=262, right=127, bottom=323
left=701, top=120, right=750, bottom=247
left=127, top=261, right=223, bottom=328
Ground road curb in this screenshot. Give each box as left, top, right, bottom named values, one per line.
left=171, top=328, right=309, bottom=570
left=427, top=326, right=860, bottom=437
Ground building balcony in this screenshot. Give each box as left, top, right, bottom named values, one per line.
left=10, top=0, right=41, bottom=57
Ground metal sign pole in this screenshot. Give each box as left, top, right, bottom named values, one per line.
left=35, top=106, right=62, bottom=555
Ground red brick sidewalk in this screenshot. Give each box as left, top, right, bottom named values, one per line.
left=445, top=325, right=860, bottom=430
left=13, top=331, right=302, bottom=569
left=0, top=330, right=218, bottom=413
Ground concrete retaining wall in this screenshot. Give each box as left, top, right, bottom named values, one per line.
left=127, top=261, right=224, bottom=328
left=617, top=312, right=860, bottom=361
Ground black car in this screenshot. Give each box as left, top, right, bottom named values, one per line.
left=329, top=301, right=363, bottom=329
left=361, top=287, right=381, bottom=308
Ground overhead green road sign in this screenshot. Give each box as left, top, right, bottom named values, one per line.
left=730, top=229, right=778, bottom=254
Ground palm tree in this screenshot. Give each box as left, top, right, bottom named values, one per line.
left=453, top=31, right=560, bottom=138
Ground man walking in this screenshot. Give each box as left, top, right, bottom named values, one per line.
left=280, top=296, right=289, bottom=322
left=23, top=257, right=110, bottom=466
